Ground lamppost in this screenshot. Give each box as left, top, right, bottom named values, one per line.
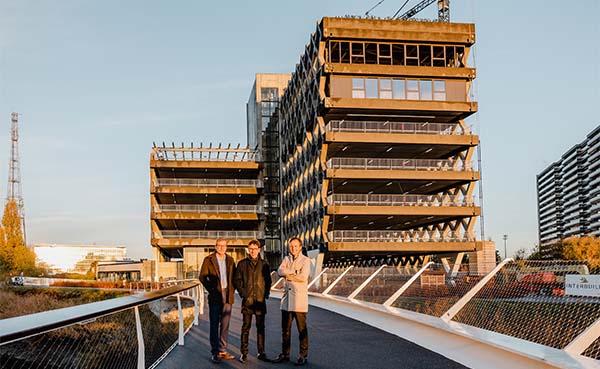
left=503, top=234, right=508, bottom=259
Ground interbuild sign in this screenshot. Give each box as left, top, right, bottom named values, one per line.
left=565, top=275, right=600, bottom=297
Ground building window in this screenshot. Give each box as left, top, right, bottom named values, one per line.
left=406, top=79, right=419, bottom=100
left=393, top=79, right=405, bottom=99
left=406, top=45, right=419, bottom=66
left=365, top=79, right=378, bottom=98
left=352, top=78, right=365, bottom=98
left=327, top=40, right=467, bottom=68
left=379, top=79, right=393, bottom=99
left=351, top=43, right=365, bottom=64
left=420, top=80, right=433, bottom=100
left=350, top=78, right=451, bottom=101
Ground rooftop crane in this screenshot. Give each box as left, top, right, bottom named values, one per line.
left=396, top=0, right=450, bottom=22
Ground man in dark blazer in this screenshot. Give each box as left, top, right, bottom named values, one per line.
left=200, top=238, right=236, bottom=363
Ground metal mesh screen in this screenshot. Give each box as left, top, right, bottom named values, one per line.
left=0, top=310, right=137, bottom=369
left=309, top=267, right=346, bottom=293
left=327, top=266, right=380, bottom=297
left=582, top=336, right=600, bottom=360
left=452, top=260, right=599, bottom=349
left=391, top=263, right=482, bottom=317
left=142, top=296, right=195, bottom=367
left=353, top=266, right=415, bottom=304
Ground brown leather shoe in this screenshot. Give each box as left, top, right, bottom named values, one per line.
left=218, top=351, right=235, bottom=360
left=294, top=357, right=308, bottom=366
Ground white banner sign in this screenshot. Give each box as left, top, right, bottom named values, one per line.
left=565, top=274, right=600, bottom=297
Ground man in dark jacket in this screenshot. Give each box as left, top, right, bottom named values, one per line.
left=234, top=239, right=272, bottom=363
left=200, top=238, right=236, bottom=363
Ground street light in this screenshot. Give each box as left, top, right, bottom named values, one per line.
left=503, top=234, right=508, bottom=259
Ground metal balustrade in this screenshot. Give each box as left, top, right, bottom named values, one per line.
left=328, top=194, right=473, bottom=207
left=151, top=147, right=259, bottom=162
left=328, top=230, right=473, bottom=243
left=157, top=230, right=264, bottom=239
left=0, top=281, right=202, bottom=369
left=326, top=120, right=469, bottom=135
left=326, top=157, right=472, bottom=171
left=155, top=178, right=262, bottom=188
left=153, top=204, right=263, bottom=213
left=271, top=259, right=600, bottom=367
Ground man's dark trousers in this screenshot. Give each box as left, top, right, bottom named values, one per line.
left=208, top=289, right=232, bottom=355
left=241, top=312, right=265, bottom=355
left=281, top=311, right=308, bottom=358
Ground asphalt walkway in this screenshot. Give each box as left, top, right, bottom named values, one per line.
left=157, top=297, right=468, bottom=369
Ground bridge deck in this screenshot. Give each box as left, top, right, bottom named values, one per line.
left=157, top=297, right=467, bottom=369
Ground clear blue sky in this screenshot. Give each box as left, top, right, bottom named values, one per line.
left=0, top=1, right=598, bottom=260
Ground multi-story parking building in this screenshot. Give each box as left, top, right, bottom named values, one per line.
left=152, top=16, right=497, bottom=276
left=150, top=145, right=263, bottom=276
left=276, top=17, right=494, bottom=273
left=537, top=125, right=600, bottom=256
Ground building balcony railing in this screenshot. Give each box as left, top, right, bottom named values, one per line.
left=325, top=120, right=470, bottom=135
left=326, top=157, right=472, bottom=171
left=328, top=230, right=474, bottom=243
left=155, top=178, right=262, bottom=188
left=153, top=204, right=263, bottom=213
left=151, top=147, right=259, bottom=162
left=155, top=230, right=264, bottom=239
left=328, top=194, right=473, bottom=207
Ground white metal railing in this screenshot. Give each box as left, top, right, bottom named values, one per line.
left=0, top=281, right=203, bottom=369
left=152, top=147, right=259, bottom=162
left=328, top=230, right=473, bottom=243
left=328, top=194, right=473, bottom=207
left=155, top=178, right=262, bottom=188
left=157, top=230, right=264, bottom=239
left=326, top=158, right=472, bottom=171
left=326, top=120, right=469, bottom=135
left=270, top=260, right=600, bottom=368
left=154, top=204, right=263, bottom=213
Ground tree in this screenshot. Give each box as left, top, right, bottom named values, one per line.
left=0, top=221, right=7, bottom=274
left=513, top=247, right=527, bottom=260
left=561, top=236, right=600, bottom=268
left=0, top=200, right=36, bottom=275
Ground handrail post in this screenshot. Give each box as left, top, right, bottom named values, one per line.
left=177, top=294, right=184, bottom=345
left=307, top=267, right=329, bottom=289
left=348, top=265, right=386, bottom=300
left=134, top=306, right=145, bottom=369
left=198, top=284, right=204, bottom=315
left=564, top=315, right=600, bottom=355
left=323, top=266, right=354, bottom=295
left=192, top=285, right=199, bottom=326
left=441, top=258, right=512, bottom=323
left=383, top=262, right=433, bottom=307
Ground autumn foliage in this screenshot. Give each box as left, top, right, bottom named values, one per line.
left=560, top=236, right=600, bottom=269
left=0, top=200, right=36, bottom=277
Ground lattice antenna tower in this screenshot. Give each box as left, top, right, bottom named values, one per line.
left=6, top=112, right=26, bottom=245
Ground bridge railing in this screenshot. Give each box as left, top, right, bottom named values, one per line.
left=0, top=280, right=202, bottom=369
left=272, top=259, right=600, bottom=367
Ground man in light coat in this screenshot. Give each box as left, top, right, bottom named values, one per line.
left=273, top=237, right=311, bottom=366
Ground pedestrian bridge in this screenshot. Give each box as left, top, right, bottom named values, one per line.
left=1, top=259, right=600, bottom=369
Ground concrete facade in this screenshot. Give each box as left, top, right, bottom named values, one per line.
left=275, top=17, right=493, bottom=272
